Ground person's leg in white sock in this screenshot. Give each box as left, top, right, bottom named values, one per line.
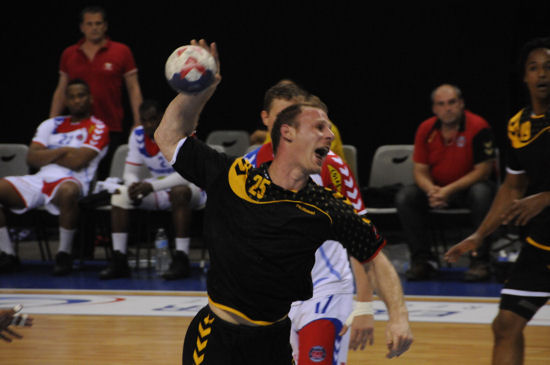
left=112, top=232, right=128, bottom=254
left=58, top=227, right=76, bottom=254
left=0, top=227, right=15, bottom=255
left=175, top=237, right=190, bottom=255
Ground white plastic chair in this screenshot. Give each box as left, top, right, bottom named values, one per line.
left=206, top=130, right=250, bottom=157
left=365, top=145, right=414, bottom=214
left=0, top=144, right=29, bottom=178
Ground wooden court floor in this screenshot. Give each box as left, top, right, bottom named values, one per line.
left=2, top=313, right=549, bottom=364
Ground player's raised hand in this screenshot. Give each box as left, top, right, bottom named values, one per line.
left=191, top=39, right=221, bottom=83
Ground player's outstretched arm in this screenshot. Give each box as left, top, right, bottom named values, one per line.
left=366, top=251, right=413, bottom=358
left=445, top=173, right=527, bottom=262
left=155, top=39, right=221, bottom=162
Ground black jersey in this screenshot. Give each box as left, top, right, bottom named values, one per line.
left=507, top=107, right=550, bottom=246
left=172, top=137, right=385, bottom=323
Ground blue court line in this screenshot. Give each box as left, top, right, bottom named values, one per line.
left=0, top=260, right=503, bottom=297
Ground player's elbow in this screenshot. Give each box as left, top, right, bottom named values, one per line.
left=153, top=127, right=167, bottom=152
left=153, top=127, right=163, bottom=146
left=154, top=126, right=175, bottom=162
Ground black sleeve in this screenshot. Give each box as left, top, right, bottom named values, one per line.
left=330, top=195, right=386, bottom=262
left=472, top=128, right=496, bottom=164
left=172, top=137, right=235, bottom=190
left=505, top=118, right=524, bottom=172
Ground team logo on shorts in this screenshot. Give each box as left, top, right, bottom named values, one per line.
left=308, top=346, right=326, bottom=362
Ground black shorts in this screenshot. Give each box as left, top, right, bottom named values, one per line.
left=500, top=242, right=550, bottom=320
left=182, top=305, right=294, bottom=365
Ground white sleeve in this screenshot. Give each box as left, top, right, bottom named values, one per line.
left=123, top=163, right=142, bottom=185
left=123, top=128, right=144, bottom=185
left=126, top=127, right=144, bottom=166
left=150, top=172, right=190, bottom=192
left=31, top=118, right=56, bottom=146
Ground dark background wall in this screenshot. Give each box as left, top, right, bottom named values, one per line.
left=3, top=1, right=549, bottom=184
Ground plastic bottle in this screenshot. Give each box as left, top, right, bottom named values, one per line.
left=154, top=228, right=171, bottom=276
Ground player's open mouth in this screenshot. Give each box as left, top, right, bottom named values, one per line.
left=536, top=81, right=549, bottom=91
left=314, top=147, right=329, bottom=160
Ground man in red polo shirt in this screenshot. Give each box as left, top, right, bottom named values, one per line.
left=395, top=84, right=496, bottom=281
left=49, top=6, right=143, bottom=178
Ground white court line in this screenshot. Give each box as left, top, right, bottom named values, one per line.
left=0, top=291, right=548, bottom=326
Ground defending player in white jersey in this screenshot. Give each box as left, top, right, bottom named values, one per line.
left=0, top=79, right=109, bottom=276
left=99, top=100, right=206, bottom=280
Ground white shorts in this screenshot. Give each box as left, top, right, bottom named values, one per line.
left=111, top=183, right=206, bottom=211
left=3, top=175, right=82, bottom=216
left=289, top=293, right=353, bottom=364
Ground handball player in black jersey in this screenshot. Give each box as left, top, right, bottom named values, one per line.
left=446, top=37, right=550, bottom=365
left=155, top=39, right=412, bottom=365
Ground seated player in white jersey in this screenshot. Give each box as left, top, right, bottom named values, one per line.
left=0, top=78, right=109, bottom=276
left=245, top=81, right=405, bottom=364
left=99, top=100, right=206, bottom=280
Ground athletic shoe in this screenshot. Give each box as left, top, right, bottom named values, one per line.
left=162, top=251, right=190, bottom=280
left=464, top=260, right=491, bottom=282
left=52, top=251, right=73, bottom=276
left=405, top=260, right=438, bottom=281
left=99, top=250, right=131, bottom=280
left=0, top=252, right=20, bottom=273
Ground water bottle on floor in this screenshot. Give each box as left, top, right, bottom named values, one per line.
left=154, top=228, right=171, bottom=276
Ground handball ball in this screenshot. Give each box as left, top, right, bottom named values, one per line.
left=165, top=45, right=217, bottom=93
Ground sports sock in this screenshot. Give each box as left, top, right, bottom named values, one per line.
left=58, top=227, right=76, bottom=254
left=112, top=232, right=128, bottom=254
left=0, top=227, right=15, bottom=255
left=175, top=237, right=190, bottom=254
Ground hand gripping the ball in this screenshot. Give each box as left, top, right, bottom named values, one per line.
left=165, top=39, right=220, bottom=93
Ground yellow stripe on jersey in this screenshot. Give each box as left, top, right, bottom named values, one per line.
left=508, top=109, right=550, bottom=148
left=208, top=297, right=286, bottom=326
left=227, top=157, right=334, bottom=223
left=526, top=236, right=550, bottom=251
left=193, top=314, right=215, bottom=364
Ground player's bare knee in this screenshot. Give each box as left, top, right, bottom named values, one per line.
left=492, top=311, right=523, bottom=339
left=0, top=180, right=24, bottom=207
left=169, top=185, right=191, bottom=207
left=55, top=182, right=81, bottom=205
left=0, top=180, right=11, bottom=203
